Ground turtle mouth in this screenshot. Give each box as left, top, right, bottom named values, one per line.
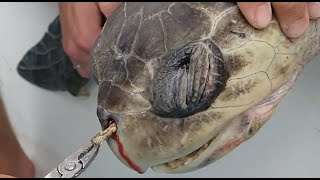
left=151, top=131, right=218, bottom=172
left=97, top=105, right=224, bottom=173
left=97, top=107, right=215, bottom=172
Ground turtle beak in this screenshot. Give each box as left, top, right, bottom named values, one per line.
left=96, top=106, right=111, bottom=129
left=96, top=106, right=149, bottom=173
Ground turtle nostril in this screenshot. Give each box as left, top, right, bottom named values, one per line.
left=97, top=106, right=112, bottom=129
left=97, top=106, right=119, bottom=130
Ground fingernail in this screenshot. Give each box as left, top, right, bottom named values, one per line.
left=308, top=2, right=320, bottom=19
left=255, top=3, right=272, bottom=28
left=287, top=18, right=307, bottom=38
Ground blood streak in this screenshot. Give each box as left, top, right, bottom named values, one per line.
left=111, top=133, right=144, bottom=174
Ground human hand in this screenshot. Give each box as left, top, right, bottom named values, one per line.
left=0, top=174, right=15, bottom=178
left=237, top=2, right=320, bottom=38
left=59, top=2, right=121, bottom=78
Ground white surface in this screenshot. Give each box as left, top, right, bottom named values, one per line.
left=0, top=2, right=320, bottom=178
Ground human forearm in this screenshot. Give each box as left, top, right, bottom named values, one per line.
left=0, top=97, right=34, bottom=177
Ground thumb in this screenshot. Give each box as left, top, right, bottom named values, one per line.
left=237, top=2, right=272, bottom=29
left=98, top=2, right=122, bottom=18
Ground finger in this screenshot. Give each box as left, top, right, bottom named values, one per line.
left=59, top=2, right=102, bottom=53
left=237, top=2, right=272, bottom=28
left=62, top=41, right=91, bottom=78
left=307, top=2, right=320, bottom=19
left=0, top=174, right=15, bottom=178
left=77, top=63, right=91, bottom=78
left=59, top=3, right=103, bottom=78
left=62, top=39, right=90, bottom=65
left=272, top=2, right=309, bottom=38
left=74, top=63, right=90, bottom=79
left=69, top=3, right=102, bottom=52
left=98, top=2, right=122, bottom=17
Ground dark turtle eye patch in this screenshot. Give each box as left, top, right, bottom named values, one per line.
left=149, top=39, right=229, bottom=118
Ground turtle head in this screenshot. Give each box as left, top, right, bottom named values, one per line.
left=90, top=1, right=310, bottom=175
left=89, top=2, right=248, bottom=174
left=92, top=37, right=230, bottom=173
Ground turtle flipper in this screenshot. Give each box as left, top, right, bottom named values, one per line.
left=17, top=16, right=90, bottom=97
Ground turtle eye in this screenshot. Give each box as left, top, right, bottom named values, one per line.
left=175, top=51, right=192, bottom=70
left=150, top=39, right=229, bottom=118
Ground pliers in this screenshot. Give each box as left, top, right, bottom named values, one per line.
left=44, top=123, right=116, bottom=178
left=44, top=142, right=100, bottom=178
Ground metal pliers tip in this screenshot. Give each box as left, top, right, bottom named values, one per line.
left=44, top=142, right=100, bottom=178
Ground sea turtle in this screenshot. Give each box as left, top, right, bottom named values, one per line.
left=90, top=2, right=320, bottom=174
